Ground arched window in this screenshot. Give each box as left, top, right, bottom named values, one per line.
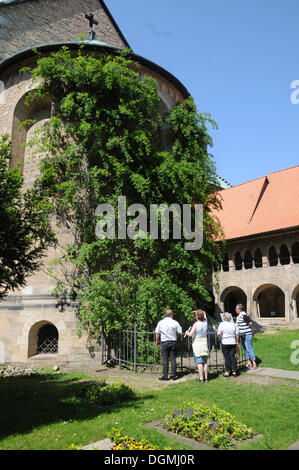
left=269, top=246, right=278, bottom=266
left=222, top=254, right=229, bottom=272
left=244, top=250, right=253, bottom=269
left=254, top=248, right=263, bottom=268
left=235, top=252, right=243, bottom=270
left=292, top=242, right=299, bottom=264
left=279, top=244, right=290, bottom=265
left=28, top=321, right=59, bottom=357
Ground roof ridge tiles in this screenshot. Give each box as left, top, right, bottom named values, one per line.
left=221, top=163, right=299, bottom=191
left=219, top=174, right=266, bottom=191
left=267, top=163, right=299, bottom=176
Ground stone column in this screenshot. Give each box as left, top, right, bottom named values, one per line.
left=285, top=289, right=291, bottom=322
left=228, top=259, right=235, bottom=271
left=252, top=299, right=259, bottom=320
left=262, top=254, right=268, bottom=267
left=247, top=288, right=255, bottom=319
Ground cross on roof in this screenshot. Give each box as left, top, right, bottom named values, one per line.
left=85, top=13, right=98, bottom=29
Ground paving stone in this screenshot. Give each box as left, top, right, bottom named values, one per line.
left=287, top=440, right=299, bottom=450
left=81, top=438, right=115, bottom=450
left=246, top=367, right=299, bottom=381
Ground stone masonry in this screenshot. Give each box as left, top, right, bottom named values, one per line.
left=0, top=0, right=128, bottom=62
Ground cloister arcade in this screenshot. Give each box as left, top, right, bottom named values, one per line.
left=214, top=233, right=299, bottom=323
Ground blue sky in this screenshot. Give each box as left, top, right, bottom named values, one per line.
left=105, top=0, right=299, bottom=186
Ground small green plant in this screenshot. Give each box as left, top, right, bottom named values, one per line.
left=80, top=380, right=136, bottom=406
left=163, top=403, right=253, bottom=449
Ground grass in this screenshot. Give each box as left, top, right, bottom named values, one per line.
left=0, top=329, right=298, bottom=450
left=252, top=328, right=299, bottom=370
left=0, top=369, right=298, bottom=450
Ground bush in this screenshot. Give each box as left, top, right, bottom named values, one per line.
left=81, top=380, right=136, bottom=406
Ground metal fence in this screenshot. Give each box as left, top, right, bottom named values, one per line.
left=100, top=326, right=247, bottom=374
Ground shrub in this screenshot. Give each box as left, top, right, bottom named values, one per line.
left=81, top=380, right=136, bottom=406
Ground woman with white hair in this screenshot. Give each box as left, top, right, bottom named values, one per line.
left=217, top=312, right=239, bottom=377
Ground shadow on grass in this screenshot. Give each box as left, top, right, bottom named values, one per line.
left=0, top=373, right=154, bottom=440
left=175, top=368, right=225, bottom=382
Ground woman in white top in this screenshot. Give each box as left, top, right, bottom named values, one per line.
left=185, top=310, right=209, bottom=383
left=217, top=312, right=239, bottom=377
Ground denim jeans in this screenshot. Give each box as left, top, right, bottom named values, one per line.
left=241, top=334, right=256, bottom=361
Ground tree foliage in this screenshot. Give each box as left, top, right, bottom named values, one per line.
left=24, top=46, right=223, bottom=338
left=0, top=135, right=55, bottom=299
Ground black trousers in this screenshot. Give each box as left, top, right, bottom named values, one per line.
left=221, top=344, right=237, bottom=371
left=161, top=341, right=177, bottom=378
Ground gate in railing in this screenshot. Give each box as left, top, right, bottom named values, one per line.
left=100, top=326, right=247, bottom=373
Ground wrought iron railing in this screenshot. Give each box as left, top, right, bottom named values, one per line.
left=100, top=326, right=247, bottom=373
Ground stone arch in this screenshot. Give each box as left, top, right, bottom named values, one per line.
left=220, top=286, right=247, bottom=317
left=291, top=285, right=299, bottom=318
left=28, top=320, right=59, bottom=358
left=253, top=284, right=285, bottom=318
left=10, top=89, right=51, bottom=173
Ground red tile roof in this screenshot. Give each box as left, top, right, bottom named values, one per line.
left=211, top=165, right=299, bottom=240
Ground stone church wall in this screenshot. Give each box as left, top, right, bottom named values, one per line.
left=0, top=0, right=127, bottom=63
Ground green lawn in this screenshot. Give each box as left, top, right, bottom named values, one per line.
left=0, top=330, right=298, bottom=451
left=0, top=368, right=298, bottom=450
left=252, top=329, right=299, bottom=370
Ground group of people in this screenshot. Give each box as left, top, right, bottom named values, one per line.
left=155, top=304, right=257, bottom=382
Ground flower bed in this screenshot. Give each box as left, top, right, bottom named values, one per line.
left=111, top=438, right=158, bottom=450
left=107, top=427, right=158, bottom=450
left=162, top=403, right=253, bottom=449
